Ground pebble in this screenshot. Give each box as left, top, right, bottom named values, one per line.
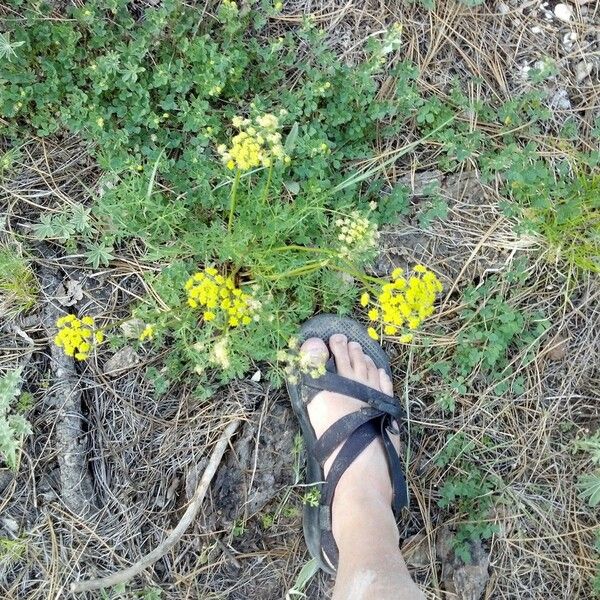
left=575, top=60, right=593, bottom=82
left=554, top=3, right=573, bottom=22
left=531, top=26, right=542, bottom=34
left=497, top=2, right=510, bottom=15
left=549, top=88, right=571, bottom=110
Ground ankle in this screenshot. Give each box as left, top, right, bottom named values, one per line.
left=333, top=489, right=398, bottom=546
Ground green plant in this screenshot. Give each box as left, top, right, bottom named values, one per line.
left=0, top=246, right=38, bottom=317
left=302, top=487, right=321, bottom=507
left=0, top=369, right=32, bottom=471
left=260, top=512, right=275, bottom=530
left=2, top=0, right=448, bottom=391
left=438, top=467, right=499, bottom=562
left=574, top=432, right=600, bottom=507
left=231, top=518, right=246, bottom=537
left=0, top=536, right=27, bottom=566
left=431, top=273, right=548, bottom=398
left=481, top=147, right=600, bottom=274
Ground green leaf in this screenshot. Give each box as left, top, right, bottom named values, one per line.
left=284, top=122, right=299, bottom=154
left=85, top=243, right=114, bottom=268
left=70, top=204, right=92, bottom=233
left=577, top=473, right=600, bottom=507
left=32, top=214, right=57, bottom=240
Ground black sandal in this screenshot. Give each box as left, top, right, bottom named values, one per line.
left=286, top=314, right=409, bottom=574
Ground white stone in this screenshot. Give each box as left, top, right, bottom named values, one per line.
left=575, top=61, right=593, bottom=82
left=250, top=370, right=262, bottom=382
left=531, top=26, right=542, bottom=34
left=554, top=3, right=573, bottom=22
left=497, top=2, right=510, bottom=14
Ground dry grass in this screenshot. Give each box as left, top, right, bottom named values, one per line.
left=1, top=1, right=599, bottom=599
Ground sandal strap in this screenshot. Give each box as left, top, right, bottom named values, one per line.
left=303, top=371, right=404, bottom=421
left=313, top=407, right=382, bottom=464
left=380, top=418, right=409, bottom=513
left=318, top=420, right=380, bottom=568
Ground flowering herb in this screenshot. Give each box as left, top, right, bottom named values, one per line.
left=335, top=211, right=379, bottom=260
left=54, top=315, right=104, bottom=360
left=185, top=268, right=260, bottom=328
left=362, top=266, right=443, bottom=341
left=217, top=112, right=289, bottom=171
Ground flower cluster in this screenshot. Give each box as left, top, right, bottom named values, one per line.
left=335, top=211, right=379, bottom=260
left=54, top=315, right=104, bottom=360
left=185, top=268, right=260, bottom=327
left=216, top=112, right=289, bottom=171
left=139, top=324, right=154, bottom=342
left=278, top=337, right=326, bottom=384
left=361, top=265, right=443, bottom=342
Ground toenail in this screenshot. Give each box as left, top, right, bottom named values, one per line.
left=348, top=341, right=361, bottom=350
left=331, top=334, right=347, bottom=344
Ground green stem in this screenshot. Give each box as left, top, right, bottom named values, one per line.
left=227, top=169, right=241, bottom=232
left=261, top=164, right=273, bottom=205
left=262, top=259, right=330, bottom=280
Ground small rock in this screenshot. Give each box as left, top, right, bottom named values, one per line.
left=531, top=26, right=542, bottom=34
left=120, top=318, right=145, bottom=339
left=554, top=3, right=573, bottom=22
left=547, top=334, right=569, bottom=360
left=497, top=2, right=509, bottom=14
left=402, top=532, right=431, bottom=567
left=549, top=88, right=571, bottom=110
left=103, top=346, right=140, bottom=375
left=437, top=526, right=490, bottom=600
left=575, top=60, right=593, bottom=82
left=250, top=370, right=261, bottom=382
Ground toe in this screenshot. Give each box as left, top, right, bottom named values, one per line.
left=348, top=341, right=367, bottom=381
left=329, top=334, right=353, bottom=377
left=379, top=368, right=394, bottom=397
left=365, top=356, right=380, bottom=389
left=299, top=338, right=328, bottom=367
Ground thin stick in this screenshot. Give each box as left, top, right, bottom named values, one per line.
left=70, top=419, right=241, bottom=594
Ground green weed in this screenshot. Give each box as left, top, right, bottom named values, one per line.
left=435, top=433, right=500, bottom=562
left=0, top=369, right=32, bottom=471
left=0, top=246, right=38, bottom=317
left=573, top=432, right=600, bottom=507
left=302, top=487, right=321, bottom=507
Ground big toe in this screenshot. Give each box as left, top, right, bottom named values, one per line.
left=300, top=337, right=329, bottom=367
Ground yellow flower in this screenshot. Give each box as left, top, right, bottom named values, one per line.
left=359, top=265, right=441, bottom=343
left=360, top=293, right=370, bottom=307
left=185, top=268, right=260, bottom=329
left=54, top=314, right=104, bottom=360
left=367, top=327, right=379, bottom=341
left=218, top=112, right=289, bottom=171
left=399, top=333, right=414, bottom=343
left=139, top=325, right=155, bottom=342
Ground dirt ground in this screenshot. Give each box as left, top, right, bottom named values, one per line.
left=1, top=1, right=599, bottom=599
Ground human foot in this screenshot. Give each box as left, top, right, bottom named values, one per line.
left=300, top=334, right=401, bottom=542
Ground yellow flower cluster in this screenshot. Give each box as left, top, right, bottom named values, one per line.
left=185, top=268, right=260, bottom=327
left=278, top=337, right=326, bottom=384
left=139, top=325, right=154, bottom=342
left=335, top=211, right=379, bottom=260
left=216, top=112, right=289, bottom=171
left=361, top=265, right=443, bottom=342
left=54, top=315, right=104, bottom=360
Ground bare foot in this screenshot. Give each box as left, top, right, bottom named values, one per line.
left=300, top=334, right=400, bottom=542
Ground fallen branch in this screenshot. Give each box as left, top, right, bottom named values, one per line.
left=71, top=419, right=241, bottom=593
left=41, top=266, right=97, bottom=518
